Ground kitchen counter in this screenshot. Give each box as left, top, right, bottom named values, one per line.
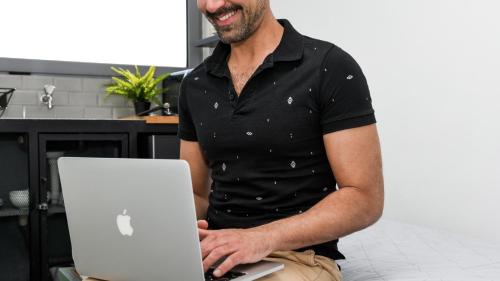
left=0, top=118, right=178, bottom=134
left=118, top=115, right=179, bottom=124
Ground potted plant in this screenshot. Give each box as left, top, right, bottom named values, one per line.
left=105, top=66, right=170, bottom=115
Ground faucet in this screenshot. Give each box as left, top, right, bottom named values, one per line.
left=41, top=85, right=56, bottom=109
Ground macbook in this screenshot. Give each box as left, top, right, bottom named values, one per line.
left=58, top=157, right=283, bottom=281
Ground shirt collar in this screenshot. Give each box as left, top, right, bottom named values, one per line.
left=204, top=19, right=304, bottom=77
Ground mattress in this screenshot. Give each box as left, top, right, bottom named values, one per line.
left=337, top=219, right=500, bottom=281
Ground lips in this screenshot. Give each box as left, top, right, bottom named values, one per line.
left=212, top=8, right=240, bottom=27
left=218, top=10, right=236, bottom=21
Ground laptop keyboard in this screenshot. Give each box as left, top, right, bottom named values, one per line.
left=204, top=268, right=246, bottom=281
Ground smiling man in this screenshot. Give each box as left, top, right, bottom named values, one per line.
left=178, top=0, right=384, bottom=280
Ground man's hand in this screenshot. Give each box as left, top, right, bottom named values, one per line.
left=197, top=221, right=275, bottom=278
left=198, top=219, right=209, bottom=235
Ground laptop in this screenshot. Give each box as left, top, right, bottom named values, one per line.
left=58, top=157, right=284, bottom=281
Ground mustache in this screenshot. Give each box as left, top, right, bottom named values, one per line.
left=206, top=4, right=242, bottom=20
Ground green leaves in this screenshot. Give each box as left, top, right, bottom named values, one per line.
left=105, top=66, right=170, bottom=102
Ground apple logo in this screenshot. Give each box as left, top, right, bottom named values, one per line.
left=116, top=209, right=134, bottom=236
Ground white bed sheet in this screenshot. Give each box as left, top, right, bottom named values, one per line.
left=337, top=219, right=500, bottom=281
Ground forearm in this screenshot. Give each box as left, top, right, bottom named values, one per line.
left=180, top=140, right=211, bottom=220
left=257, top=185, right=384, bottom=251
left=194, top=193, right=209, bottom=220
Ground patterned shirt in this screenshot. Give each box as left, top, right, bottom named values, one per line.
left=178, top=19, right=376, bottom=260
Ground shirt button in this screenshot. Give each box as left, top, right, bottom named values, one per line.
left=229, top=93, right=236, bottom=101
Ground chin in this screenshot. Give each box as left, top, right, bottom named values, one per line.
left=218, top=29, right=250, bottom=44
left=218, top=33, right=239, bottom=44
left=216, top=23, right=248, bottom=44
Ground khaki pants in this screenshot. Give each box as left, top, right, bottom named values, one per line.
left=260, top=250, right=343, bottom=281
left=84, top=250, right=342, bottom=281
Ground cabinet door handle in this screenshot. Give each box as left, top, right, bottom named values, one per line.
left=37, top=203, right=48, bottom=211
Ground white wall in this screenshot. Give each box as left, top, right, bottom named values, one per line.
left=271, top=0, right=500, bottom=242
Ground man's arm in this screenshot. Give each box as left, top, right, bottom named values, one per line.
left=200, top=124, right=384, bottom=277
left=180, top=140, right=211, bottom=219
left=259, top=123, right=384, bottom=248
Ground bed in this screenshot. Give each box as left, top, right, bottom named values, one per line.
left=337, top=219, right=500, bottom=281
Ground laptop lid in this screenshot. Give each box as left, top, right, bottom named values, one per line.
left=58, top=157, right=205, bottom=281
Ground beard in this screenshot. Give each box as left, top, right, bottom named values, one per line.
left=206, top=1, right=266, bottom=44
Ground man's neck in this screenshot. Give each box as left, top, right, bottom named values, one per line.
left=229, top=14, right=284, bottom=66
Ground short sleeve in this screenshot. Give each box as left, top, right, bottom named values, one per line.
left=177, top=80, right=198, bottom=141
left=319, top=46, right=376, bottom=134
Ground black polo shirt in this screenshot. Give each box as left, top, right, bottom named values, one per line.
left=178, top=19, right=375, bottom=260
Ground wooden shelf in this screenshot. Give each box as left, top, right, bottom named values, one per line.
left=119, top=115, right=179, bottom=124
left=144, top=115, right=179, bottom=124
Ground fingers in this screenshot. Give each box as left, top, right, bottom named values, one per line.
left=213, top=253, right=242, bottom=277
left=199, top=228, right=211, bottom=241
left=200, top=232, right=226, bottom=259
left=202, top=244, right=236, bottom=273
left=197, top=220, right=209, bottom=230
left=198, top=229, right=270, bottom=278
left=198, top=220, right=210, bottom=240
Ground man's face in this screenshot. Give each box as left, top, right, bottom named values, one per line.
left=197, top=0, right=267, bottom=44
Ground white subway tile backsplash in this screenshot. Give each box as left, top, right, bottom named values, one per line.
left=68, top=93, right=98, bottom=106
left=24, top=105, right=57, bottom=119
left=1, top=105, right=24, bottom=119
left=113, top=107, right=135, bottom=119
left=49, top=91, right=69, bottom=106
left=55, top=107, right=84, bottom=119
left=83, top=78, right=111, bottom=92
left=34, top=91, right=69, bottom=107
left=84, top=107, right=113, bottom=119
left=1, top=75, right=134, bottom=119
left=22, top=75, right=54, bottom=90
left=99, top=94, right=127, bottom=107
left=0, top=74, right=22, bottom=89
left=54, top=77, right=83, bottom=92
left=10, top=90, right=39, bottom=105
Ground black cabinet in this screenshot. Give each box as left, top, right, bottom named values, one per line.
left=0, top=133, right=30, bottom=281
left=0, top=120, right=179, bottom=281
left=138, top=134, right=180, bottom=159
left=38, top=133, right=129, bottom=280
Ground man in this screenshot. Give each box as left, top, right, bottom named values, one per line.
left=178, top=0, right=384, bottom=280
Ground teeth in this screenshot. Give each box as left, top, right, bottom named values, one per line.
left=218, top=11, right=235, bottom=21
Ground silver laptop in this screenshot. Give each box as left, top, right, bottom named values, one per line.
left=58, top=157, right=283, bottom=281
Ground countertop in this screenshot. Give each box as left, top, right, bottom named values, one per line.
left=0, top=118, right=178, bottom=134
